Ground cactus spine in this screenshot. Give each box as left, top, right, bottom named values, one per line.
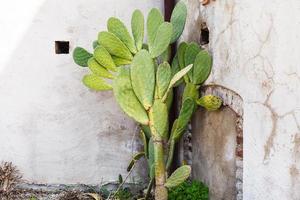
left=72, top=2, right=222, bottom=199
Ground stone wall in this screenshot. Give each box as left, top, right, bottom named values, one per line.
left=183, top=0, right=300, bottom=199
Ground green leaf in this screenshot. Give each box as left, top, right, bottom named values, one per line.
left=131, top=50, right=155, bottom=110
left=184, top=43, right=202, bottom=81
left=98, top=31, right=133, bottom=60
left=149, top=22, right=173, bottom=58
left=87, top=58, right=114, bottom=79
left=92, top=40, right=99, bottom=49
left=147, top=8, right=164, bottom=47
left=172, top=98, right=194, bottom=141
left=165, top=165, right=191, bottom=188
left=196, top=95, right=222, bottom=111
left=150, top=100, right=169, bottom=138
left=112, top=56, right=131, bottom=66
left=107, top=17, right=137, bottom=54
left=192, top=51, right=212, bottom=85
left=131, top=9, right=144, bottom=51
left=156, top=62, right=172, bottom=99
left=170, top=1, right=187, bottom=43
left=162, top=64, right=193, bottom=101
left=94, top=46, right=117, bottom=71
left=73, top=47, right=93, bottom=67
left=113, top=67, right=149, bottom=125
left=127, top=152, right=145, bottom=172
left=82, top=74, right=112, bottom=91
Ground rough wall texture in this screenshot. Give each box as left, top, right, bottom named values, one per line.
left=0, top=0, right=163, bottom=184
left=192, top=107, right=237, bottom=200
left=183, top=0, right=300, bottom=199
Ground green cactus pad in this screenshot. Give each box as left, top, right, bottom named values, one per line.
left=177, top=42, right=188, bottom=69
left=150, top=100, right=169, bottom=138
left=140, top=130, right=148, bottom=157
left=162, top=64, right=193, bottom=101
left=172, top=98, right=194, bottom=141
left=130, top=50, right=155, bottom=110
left=73, top=47, right=93, bottom=67
left=82, top=74, right=112, bottom=91
left=170, top=1, right=187, bottom=43
left=149, top=22, right=173, bottom=58
left=147, top=8, right=164, bottom=47
left=165, top=165, right=191, bottom=188
left=113, top=67, right=149, bottom=125
left=171, top=55, right=184, bottom=87
left=156, top=62, right=172, bottom=99
left=112, top=56, right=131, bottom=66
left=107, top=17, right=137, bottom=54
left=131, top=9, right=144, bottom=51
left=192, top=51, right=212, bottom=85
left=98, top=31, right=133, bottom=60
left=92, top=40, right=99, bottom=49
left=93, top=46, right=117, bottom=72
left=87, top=58, right=114, bottom=79
left=184, top=42, right=202, bottom=81
left=148, top=138, right=155, bottom=179
left=196, top=95, right=222, bottom=111
left=182, top=82, right=199, bottom=103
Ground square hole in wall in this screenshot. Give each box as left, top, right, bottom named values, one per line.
left=200, top=28, right=209, bottom=45
left=55, top=41, right=69, bottom=54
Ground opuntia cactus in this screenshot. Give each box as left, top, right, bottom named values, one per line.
left=72, top=1, right=222, bottom=199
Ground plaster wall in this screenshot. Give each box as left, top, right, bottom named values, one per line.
left=0, top=0, right=163, bottom=184
left=183, top=0, right=300, bottom=199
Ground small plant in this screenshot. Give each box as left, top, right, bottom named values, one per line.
left=72, top=1, right=222, bottom=199
left=168, top=180, right=209, bottom=200
left=0, top=162, right=22, bottom=197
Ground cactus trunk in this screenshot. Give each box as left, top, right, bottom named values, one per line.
left=152, top=134, right=168, bottom=200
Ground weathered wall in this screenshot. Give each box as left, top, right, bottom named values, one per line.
left=184, top=0, right=300, bottom=199
left=192, top=107, right=237, bottom=200
left=0, top=0, right=163, bottom=184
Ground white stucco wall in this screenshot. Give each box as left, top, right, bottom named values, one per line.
left=184, top=0, right=300, bottom=199
left=0, top=0, right=163, bottom=184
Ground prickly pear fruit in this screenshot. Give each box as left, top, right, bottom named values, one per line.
left=197, top=95, right=222, bottom=111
